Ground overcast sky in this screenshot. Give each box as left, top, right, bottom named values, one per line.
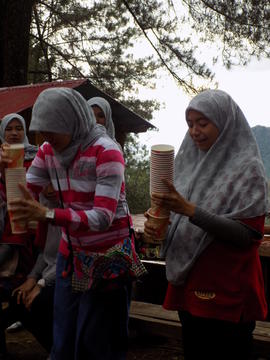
left=138, top=58, right=270, bottom=155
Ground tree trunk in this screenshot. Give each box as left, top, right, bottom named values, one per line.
left=0, top=0, right=35, bottom=87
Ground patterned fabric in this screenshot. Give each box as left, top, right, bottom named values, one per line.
left=0, top=113, right=38, bottom=160
left=71, top=236, right=146, bottom=292
left=163, top=89, right=268, bottom=285
left=27, top=137, right=131, bottom=252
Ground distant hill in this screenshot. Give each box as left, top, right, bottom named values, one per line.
left=252, top=125, right=270, bottom=179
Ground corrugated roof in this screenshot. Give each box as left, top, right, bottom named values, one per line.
left=0, top=79, right=84, bottom=118
left=0, top=79, right=155, bottom=134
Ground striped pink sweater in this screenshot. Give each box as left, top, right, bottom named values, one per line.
left=27, top=136, right=132, bottom=257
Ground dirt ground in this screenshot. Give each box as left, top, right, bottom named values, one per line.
left=5, top=329, right=48, bottom=360
left=4, top=327, right=184, bottom=360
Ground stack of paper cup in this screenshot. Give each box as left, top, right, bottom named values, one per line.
left=144, top=144, right=174, bottom=244
left=5, top=144, right=27, bottom=234
left=150, top=144, right=174, bottom=217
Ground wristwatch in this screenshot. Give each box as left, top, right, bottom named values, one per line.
left=37, top=278, right=46, bottom=288
left=45, top=208, right=55, bottom=222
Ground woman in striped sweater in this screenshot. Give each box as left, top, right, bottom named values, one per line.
left=8, top=87, right=145, bottom=360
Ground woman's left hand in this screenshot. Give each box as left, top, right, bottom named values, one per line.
left=151, top=179, right=195, bottom=217
left=8, top=184, right=47, bottom=222
left=12, top=278, right=37, bottom=304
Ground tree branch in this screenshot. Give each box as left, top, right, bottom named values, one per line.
left=33, top=4, right=52, bottom=81
left=30, top=33, right=86, bottom=78
left=121, top=0, right=197, bottom=93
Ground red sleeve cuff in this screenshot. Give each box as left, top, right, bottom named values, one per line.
left=54, top=208, right=70, bottom=227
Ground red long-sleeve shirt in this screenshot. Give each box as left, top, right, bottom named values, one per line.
left=163, top=216, right=267, bottom=322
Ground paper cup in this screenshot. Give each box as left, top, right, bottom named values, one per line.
left=143, top=209, right=170, bottom=244
left=150, top=201, right=170, bottom=217
left=8, top=209, right=27, bottom=234
left=151, top=144, right=175, bottom=154
left=6, top=144, right=24, bottom=168
left=150, top=144, right=174, bottom=194
left=5, top=168, right=27, bottom=234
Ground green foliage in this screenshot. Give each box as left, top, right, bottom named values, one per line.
left=29, top=0, right=162, bottom=115
left=124, top=134, right=151, bottom=214
left=28, top=0, right=270, bottom=108
left=251, top=126, right=270, bottom=219
left=183, top=0, right=270, bottom=68
left=252, top=126, right=270, bottom=179
left=3, top=0, right=270, bottom=92
left=28, top=0, right=214, bottom=100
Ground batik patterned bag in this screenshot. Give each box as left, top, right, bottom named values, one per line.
left=71, top=236, right=147, bottom=292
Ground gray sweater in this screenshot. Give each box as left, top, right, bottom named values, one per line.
left=190, top=206, right=262, bottom=248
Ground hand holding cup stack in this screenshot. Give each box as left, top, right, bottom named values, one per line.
left=144, top=144, right=174, bottom=244
left=5, top=144, right=27, bottom=234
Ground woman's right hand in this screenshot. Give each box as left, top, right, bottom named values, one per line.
left=9, top=184, right=48, bottom=223
left=151, top=179, right=195, bottom=218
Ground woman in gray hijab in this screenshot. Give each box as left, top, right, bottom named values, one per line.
left=0, top=113, right=39, bottom=355
left=87, top=97, right=116, bottom=140
left=0, top=113, right=38, bottom=162
left=8, top=87, right=145, bottom=360
left=0, top=113, right=38, bottom=270
left=87, top=96, right=124, bottom=153
left=0, top=113, right=38, bottom=266
left=145, top=89, right=268, bottom=360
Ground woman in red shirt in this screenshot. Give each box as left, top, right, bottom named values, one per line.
left=0, top=113, right=38, bottom=357
left=145, top=89, right=268, bottom=359
left=0, top=113, right=38, bottom=286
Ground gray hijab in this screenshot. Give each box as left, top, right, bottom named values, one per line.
left=87, top=97, right=116, bottom=140
left=30, top=88, right=106, bottom=168
left=0, top=113, right=38, bottom=161
left=163, top=89, right=268, bottom=286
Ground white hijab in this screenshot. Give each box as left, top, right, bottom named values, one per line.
left=0, top=113, right=38, bottom=161
left=163, top=89, right=268, bottom=285
left=30, top=88, right=105, bottom=168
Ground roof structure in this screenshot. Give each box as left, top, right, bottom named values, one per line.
left=0, top=79, right=155, bottom=143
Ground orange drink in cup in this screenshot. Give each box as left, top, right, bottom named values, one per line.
left=8, top=208, right=27, bottom=234
left=143, top=208, right=170, bottom=244
left=6, top=144, right=24, bottom=168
